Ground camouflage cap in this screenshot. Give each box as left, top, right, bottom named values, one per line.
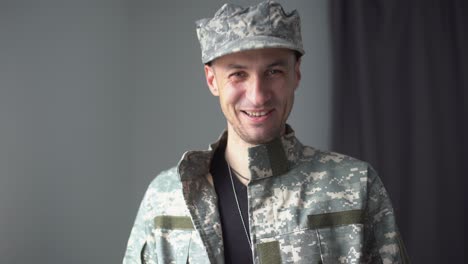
left=196, top=1, right=304, bottom=64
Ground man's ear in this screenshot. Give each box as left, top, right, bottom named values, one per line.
left=294, top=57, right=302, bottom=91
left=204, top=64, right=219, bottom=96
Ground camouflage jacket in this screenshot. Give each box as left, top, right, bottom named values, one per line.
left=123, top=128, right=409, bottom=264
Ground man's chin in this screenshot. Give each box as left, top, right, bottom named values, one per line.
left=240, top=131, right=279, bottom=146
left=231, top=123, right=284, bottom=145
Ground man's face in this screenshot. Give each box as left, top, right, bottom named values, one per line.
left=205, top=48, right=301, bottom=145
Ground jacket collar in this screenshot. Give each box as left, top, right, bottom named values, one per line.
left=178, top=124, right=303, bottom=182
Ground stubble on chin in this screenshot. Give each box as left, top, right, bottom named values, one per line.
left=234, top=124, right=284, bottom=146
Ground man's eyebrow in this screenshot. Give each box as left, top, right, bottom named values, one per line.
left=267, top=59, right=289, bottom=68
left=222, top=59, right=289, bottom=70
left=225, top=63, right=248, bottom=70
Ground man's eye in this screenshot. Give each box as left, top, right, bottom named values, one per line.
left=229, top=72, right=247, bottom=78
left=267, top=69, right=282, bottom=76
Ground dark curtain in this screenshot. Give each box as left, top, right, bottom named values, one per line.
left=330, top=0, right=467, bottom=263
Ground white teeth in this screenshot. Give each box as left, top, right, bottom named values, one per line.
left=245, top=111, right=268, bottom=117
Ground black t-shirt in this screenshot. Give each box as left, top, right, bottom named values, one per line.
left=211, top=144, right=253, bottom=264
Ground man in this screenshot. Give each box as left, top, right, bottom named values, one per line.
left=124, top=1, right=408, bottom=263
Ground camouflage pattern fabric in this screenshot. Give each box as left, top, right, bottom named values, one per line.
left=123, top=126, right=409, bottom=264
left=196, top=1, right=304, bottom=64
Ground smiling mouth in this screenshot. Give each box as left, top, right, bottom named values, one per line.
left=241, top=110, right=273, bottom=117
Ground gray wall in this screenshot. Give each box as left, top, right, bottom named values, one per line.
left=0, top=0, right=330, bottom=263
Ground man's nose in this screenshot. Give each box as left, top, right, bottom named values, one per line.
left=246, top=75, right=271, bottom=106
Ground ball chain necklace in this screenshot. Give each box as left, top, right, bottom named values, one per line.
left=230, top=166, right=250, bottom=182
left=226, top=162, right=252, bottom=248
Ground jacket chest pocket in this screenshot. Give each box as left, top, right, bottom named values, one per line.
left=312, top=223, right=365, bottom=263
left=258, top=230, right=324, bottom=264
left=308, top=209, right=365, bottom=263
left=153, top=216, right=193, bottom=264
left=256, top=210, right=365, bottom=264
